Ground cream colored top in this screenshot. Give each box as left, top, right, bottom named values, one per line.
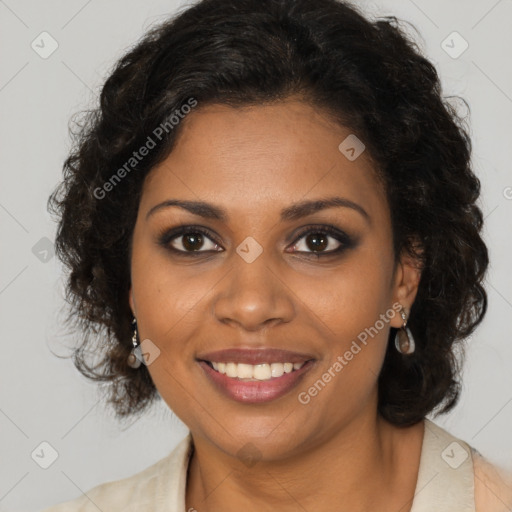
left=41, top=418, right=512, bottom=512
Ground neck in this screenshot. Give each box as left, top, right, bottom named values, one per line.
left=185, top=407, right=424, bottom=512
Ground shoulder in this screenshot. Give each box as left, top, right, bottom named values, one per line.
left=40, top=432, right=193, bottom=512
left=473, top=449, right=512, bottom=512
left=39, top=455, right=172, bottom=512
left=412, top=419, right=511, bottom=512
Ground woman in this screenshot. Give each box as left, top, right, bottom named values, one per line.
left=43, top=0, right=512, bottom=510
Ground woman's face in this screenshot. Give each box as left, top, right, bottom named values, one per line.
left=129, top=99, right=420, bottom=459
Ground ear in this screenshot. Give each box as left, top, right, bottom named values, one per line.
left=389, top=239, right=423, bottom=329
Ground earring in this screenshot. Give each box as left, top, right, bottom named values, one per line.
left=394, top=305, right=415, bottom=355
left=127, top=317, right=142, bottom=368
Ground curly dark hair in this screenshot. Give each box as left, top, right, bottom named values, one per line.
left=48, top=0, right=488, bottom=427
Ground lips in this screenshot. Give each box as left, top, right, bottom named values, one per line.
left=196, top=347, right=315, bottom=365
left=198, top=358, right=316, bottom=403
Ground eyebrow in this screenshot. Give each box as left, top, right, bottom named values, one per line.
left=146, top=196, right=370, bottom=224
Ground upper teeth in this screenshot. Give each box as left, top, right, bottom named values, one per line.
left=210, top=361, right=306, bottom=380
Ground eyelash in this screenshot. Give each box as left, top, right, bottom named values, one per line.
left=157, top=224, right=355, bottom=258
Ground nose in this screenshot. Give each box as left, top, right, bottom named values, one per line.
left=212, top=252, right=296, bottom=332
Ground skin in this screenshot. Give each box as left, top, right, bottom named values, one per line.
left=129, top=98, right=424, bottom=512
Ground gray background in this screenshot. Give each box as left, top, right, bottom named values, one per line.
left=1, top=0, right=511, bottom=510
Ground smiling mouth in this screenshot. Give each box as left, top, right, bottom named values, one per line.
left=200, top=360, right=311, bottom=381
left=197, top=358, right=316, bottom=403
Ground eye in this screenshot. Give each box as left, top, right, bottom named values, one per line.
left=288, top=225, right=353, bottom=256
left=158, top=226, right=222, bottom=255
left=158, top=224, right=355, bottom=258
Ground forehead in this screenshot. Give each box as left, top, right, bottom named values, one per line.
left=140, top=100, right=387, bottom=224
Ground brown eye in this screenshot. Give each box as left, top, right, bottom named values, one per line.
left=291, top=229, right=345, bottom=254
left=181, top=233, right=205, bottom=251
left=304, top=232, right=330, bottom=252
left=170, top=231, right=220, bottom=252
left=157, top=226, right=223, bottom=255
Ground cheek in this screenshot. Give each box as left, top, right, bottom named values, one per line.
left=290, top=251, right=394, bottom=393
left=298, top=250, right=393, bottom=337
left=291, top=264, right=392, bottom=420
left=131, top=240, right=214, bottom=337
left=129, top=244, right=211, bottom=420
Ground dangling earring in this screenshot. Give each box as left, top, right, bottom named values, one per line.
left=127, top=317, right=142, bottom=368
left=394, top=305, right=415, bottom=355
